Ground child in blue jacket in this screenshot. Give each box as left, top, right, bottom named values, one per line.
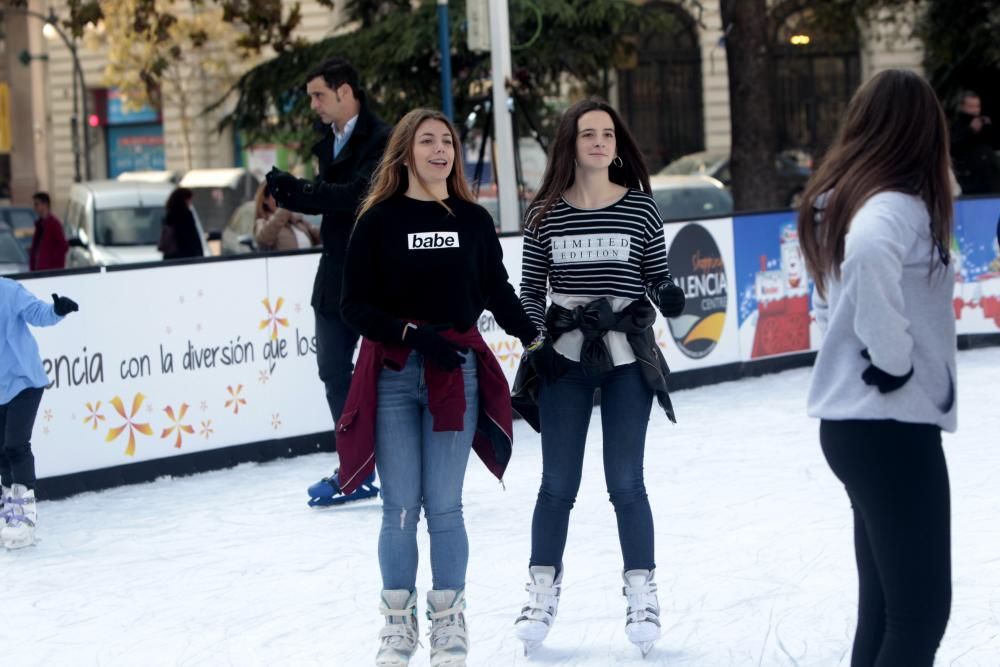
left=0, top=277, right=78, bottom=549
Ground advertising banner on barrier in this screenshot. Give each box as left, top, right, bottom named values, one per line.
left=23, top=256, right=331, bottom=479
left=659, top=218, right=741, bottom=371
left=18, top=198, right=997, bottom=483
left=733, top=211, right=817, bottom=361
left=731, top=197, right=1000, bottom=358
left=953, top=197, right=1000, bottom=335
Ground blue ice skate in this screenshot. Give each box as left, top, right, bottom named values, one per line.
left=307, top=470, right=379, bottom=507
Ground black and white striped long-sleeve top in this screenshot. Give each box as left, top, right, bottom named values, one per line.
left=519, top=189, right=673, bottom=330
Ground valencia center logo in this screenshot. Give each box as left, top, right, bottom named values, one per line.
left=666, top=224, right=728, bottom=358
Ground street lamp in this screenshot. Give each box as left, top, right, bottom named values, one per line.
left=12, top=7, right=93, bottom=181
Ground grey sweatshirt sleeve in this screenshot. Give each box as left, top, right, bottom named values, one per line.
left=840, top=200, right=917, bottom=376
left=813, top=288, right=829, bottom=337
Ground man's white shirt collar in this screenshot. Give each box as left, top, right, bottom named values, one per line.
left=333, top=115, right=359, bottom=142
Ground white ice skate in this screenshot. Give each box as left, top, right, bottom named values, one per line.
left=375, top=589, right=420, bottom=666
left=1, top=484, right=36, bottom=550
left=514, top=565, right=562, bottom=655
left=426, top=589, right=468, bottom=666
left=622, top=569, right=661, bottom=658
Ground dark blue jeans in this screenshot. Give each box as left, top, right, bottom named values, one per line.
left=0, top=387, right=44, bottom=489
left=314, top=307, right=361, bottom=426
left=530, top=361, right=655, bottom=572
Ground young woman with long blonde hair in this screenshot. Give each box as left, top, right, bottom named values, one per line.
left=334, top=108, right=543, bottom=667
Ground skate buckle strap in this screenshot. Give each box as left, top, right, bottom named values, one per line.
left=623, top=581, right=658, bottom=596
left=428, top=618, right=466, bottom=648
left=379, top=623, right=419, bottom=643
left=381, top=606, right=417, bottom=620
left=427, top=601, right=464, bottom=622
left=624, top=581, right=660, bottom=625
left=6, top=497, right=35, bottom=528
left=525, top=581, right=559, bottom=595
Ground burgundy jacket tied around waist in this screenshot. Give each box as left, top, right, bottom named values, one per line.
left=336, top=326, right=515, bottom=495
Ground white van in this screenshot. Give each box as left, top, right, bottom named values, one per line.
left=64, top=181, right=207, bottom=267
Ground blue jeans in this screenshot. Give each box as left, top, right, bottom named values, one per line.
left=530, top=361, right=655, bottom=572
left=375, top=351, right=478, bottom=592
left=314, top=307, right=360, bottom=426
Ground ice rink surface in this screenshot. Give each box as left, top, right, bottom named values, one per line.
left=5, top=347, right=999, bottom=666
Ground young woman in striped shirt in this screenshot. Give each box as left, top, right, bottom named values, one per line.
left=512, top=99, right=686, bottom=657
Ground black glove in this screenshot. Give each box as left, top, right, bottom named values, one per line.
left=265, top=168, right=306, bottom=208
left=860, top=349, right=913, bottom=393
left=656, top=280, right=686, bottom=318
left=52, top=293, right=79, bottom=316
left=405, top=325, right=467, bottom=371
left=528, top=335, right=563, bottom=386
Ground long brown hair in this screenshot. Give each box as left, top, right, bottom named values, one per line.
left=526, top=98, right=651, bottom=229
left=797, top=69, right=953, bottom=297
left=358, top=109, right=475, bottom=219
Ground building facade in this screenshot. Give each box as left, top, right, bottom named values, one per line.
left=2, top=0, right=924, bottom=211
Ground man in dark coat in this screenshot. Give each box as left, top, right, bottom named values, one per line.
left=951, top=92, right=999, bottom=195
left=266, top=59, right=390, bottom=506
left=29, top=192, right=68, bottom=271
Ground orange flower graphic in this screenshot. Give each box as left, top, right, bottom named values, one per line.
left=491, top=340, right=523, bottom=369
left=83, top=401, right=106, bottom=430
left=200, top=420, right=214, bottom=439
left=161, top=403, right=195, bottom=449
left=105, top=394, right=154, bottom=456
left=225, top=385, right=247, bottom=414
left=259, top=297, right=289, bottom=340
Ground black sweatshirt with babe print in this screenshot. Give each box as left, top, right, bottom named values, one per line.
left=341, top=195, right=539, bottom=346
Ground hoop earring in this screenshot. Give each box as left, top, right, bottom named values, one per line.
left=613, top=156, right=623, bottom=168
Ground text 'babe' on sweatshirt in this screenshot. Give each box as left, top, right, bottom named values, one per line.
left=340, top=195, right=539, bottom=346
left=806, top=191, right=957, bottom=432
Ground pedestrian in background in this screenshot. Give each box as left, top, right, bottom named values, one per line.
left=265, top=58, right=391, bottom=507
left=951, top=91, right=999, bottom=194
left=29, top=192, right=67, bottom=271
left=799, top=69, right=957, bottom=667
left=252, top=183, right=320, bottom=251
left=0, top=278, right=79, bottom=549
left=159, top=187, right=203, bottom=260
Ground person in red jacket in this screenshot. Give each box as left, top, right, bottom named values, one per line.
left=338, top=108, right=542, bottom=667
left=29, top=192, right=68, bottom=271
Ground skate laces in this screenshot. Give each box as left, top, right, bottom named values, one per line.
left=427, top=603, right=466, bottom=648
left=518, top=575, right=560, bottom=622
left=623, top=578, right=659, bottom=625
left=379, top=606, right=419, bottom=647
left=5, top=496, right=35, bottom=528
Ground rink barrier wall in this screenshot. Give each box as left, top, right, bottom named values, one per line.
left=11, top=196, right=999, bottom=500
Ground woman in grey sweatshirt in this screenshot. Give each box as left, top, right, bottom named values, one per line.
left=798, top=69, right=956, bottom=667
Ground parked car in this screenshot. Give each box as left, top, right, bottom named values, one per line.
left=658, top=150, right=811, bottom=208
left=476, top=174, right=732, bottom=230
left=64, top=181, right=207, bottom=267
left=0, top=221, right=29, bottom=275
left=179, top=168, right=259, bottom=236
left=0, top=205, right=37, bottom=254
left=650, top=174, right=734, bottom=221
